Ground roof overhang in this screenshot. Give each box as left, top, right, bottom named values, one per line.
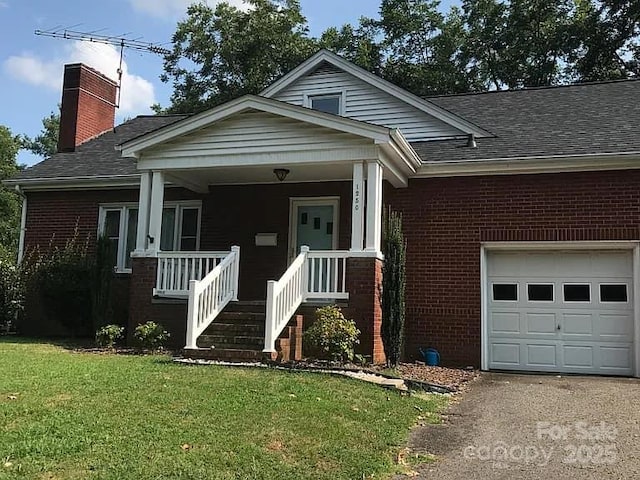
left=415, top=151, right=640, bottom=177
left=2, top=174, right=142, bottom=192
left=261, top=50, right=493, bottom=139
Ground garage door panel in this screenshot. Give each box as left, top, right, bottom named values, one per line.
left=562, top=313, right=593, bottom=336
left=526, top=344, right=558, bottom=367
left=562, top=345, right=594, bottom=368
left=525, top=313, right=557, bottom=335
left=487, top=249, right=634, bottom=376
left=490, top=342, right=521, bottom=367
left=490, top=311, right=521, bottom=335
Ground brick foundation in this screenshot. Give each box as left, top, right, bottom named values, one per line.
left=128, top=257, right=187, bottom=348
left=343, top=256, right=385, bottom=364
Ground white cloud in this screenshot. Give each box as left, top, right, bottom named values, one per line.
left=129, top=0, right=251, bottom=19
left=3, top=41, right=156, bottom=115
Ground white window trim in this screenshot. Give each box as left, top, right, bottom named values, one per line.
left=98, top=200, right=202, bottom=273
left=304, top=90, right=346, bottom=116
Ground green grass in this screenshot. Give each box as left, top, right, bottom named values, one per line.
left=0, top=339, right=446, bottom=480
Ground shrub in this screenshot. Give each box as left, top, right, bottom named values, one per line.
left=0, top=251, right=21, bottom=333
left=381, top=207, right=406, bottom=368
left=95, top=324, right=125, bottom=348
left=133, top=321, right=169, bottom=351
left=303, top=305, right=360, bottom=362
left=92, top=235, right=116, bottom=329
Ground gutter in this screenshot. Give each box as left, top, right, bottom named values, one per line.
left=15, top=186, right=26, bottom=263
left=3, top=174, right=142, bottom=191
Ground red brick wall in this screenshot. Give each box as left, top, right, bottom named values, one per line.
left=200, top=182, right=352, bottom=300
left=58, top=64, right=118, bottom=152
left=386, top=170, right=640, bottom=367
left=24, top=188, right=201, bottom=254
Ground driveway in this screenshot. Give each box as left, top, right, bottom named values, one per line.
left=406, top=373, right=640, bottom=479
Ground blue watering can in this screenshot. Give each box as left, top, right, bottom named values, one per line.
left=419, top=347, right=440, bottom=366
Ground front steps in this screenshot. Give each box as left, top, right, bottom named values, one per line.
left=182, top=302, right=302, bottom=362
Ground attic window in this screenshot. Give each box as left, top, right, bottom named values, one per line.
left=309, top=94, right=342, bottom=115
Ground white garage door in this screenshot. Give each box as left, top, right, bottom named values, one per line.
left=487, top=250, right=634, bottom=375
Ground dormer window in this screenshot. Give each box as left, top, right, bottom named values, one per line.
left=307, top=93, right=343, bottom=115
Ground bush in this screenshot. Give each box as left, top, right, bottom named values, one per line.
left=303, top=305, right=360, bottom=362
left=381, top=207, right=406, bottom=368
left=95, top=324, right=125, bottom=348
left=133, top=322, right=169, bottom=351
left=0, top=252, right=21, bottom=333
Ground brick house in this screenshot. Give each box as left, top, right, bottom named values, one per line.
left=6, top=51, right=640, bottom=376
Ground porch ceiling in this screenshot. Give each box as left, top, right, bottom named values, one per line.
left=167, top=162, right=355, bottom=187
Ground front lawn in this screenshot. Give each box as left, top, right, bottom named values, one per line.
left=0, top=339, right=445, bottom=479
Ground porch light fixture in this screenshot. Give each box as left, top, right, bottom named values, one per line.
left=273, top=168, right=290, bottom=182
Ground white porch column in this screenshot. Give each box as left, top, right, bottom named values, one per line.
left=147, top=171, right=165, bottom=253
left=365, top=161, right=383, bottom=252
left=135, top=171, right=152, bottom=252
left=350, top=162, right=365, bottom=251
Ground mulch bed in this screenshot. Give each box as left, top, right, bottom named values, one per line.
left=394, top=363, right=478, bottom=392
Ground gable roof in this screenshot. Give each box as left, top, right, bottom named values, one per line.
left=8, top=115, right=187, bottom=187
left=260, top=49, right=493, bottom=139
left=415, top=79, right=640, bottom=163
left=119, top=94, right=411, bottom=157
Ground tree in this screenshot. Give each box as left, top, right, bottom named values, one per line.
left=381, top=208, right=406, bottom=367
left=160, top=0, right=317, bottom=114
left=0, top=126, right=22, bottom=258
left=22, top=110, right=60, bottom=158
left=568, top=0, right=640, bottom=82
left=319, top=21, right=384, bottom=74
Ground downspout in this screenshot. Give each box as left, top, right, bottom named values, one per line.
left=15, top=185, right=27, bottom=263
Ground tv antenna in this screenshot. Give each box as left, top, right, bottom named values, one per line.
left=35, top=27, right=171, bottom=108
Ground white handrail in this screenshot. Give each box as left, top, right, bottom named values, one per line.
left=264, top=246, right=309, bottom=353
left=263, top=248, right=350, bottom=353
left=185, top=246, right=240, bottom=349
left=155, top=251, right=230, bottom=297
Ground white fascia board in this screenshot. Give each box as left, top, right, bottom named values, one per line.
left=4, top=174, right=142, bottom=192
left=261, top=49, right=493, bottom=139
left=416, top=152, right=640, bottom=178
left=120, top=95, right=392, bottom=157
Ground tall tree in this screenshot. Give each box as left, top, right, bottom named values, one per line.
left=22, top=110, right=60, bottom=158
left=160, top=0, right=317, bottom=114
left=568, top=0, right=640, bottom=81
left=319, top=21, right=384, bottom=74
left=0, top=126, right=22, bottom=258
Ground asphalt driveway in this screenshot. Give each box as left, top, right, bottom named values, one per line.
left=406, top=373, right=640, bottom=479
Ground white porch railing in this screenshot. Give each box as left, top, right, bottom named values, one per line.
left=154, top=251, right=230, bottom=297
left=264, top=247, right=350, bottom=353
left=185, top=246, right=240, bottom=349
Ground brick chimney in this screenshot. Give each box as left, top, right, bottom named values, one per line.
left=57, top=63, right=118, bottom=152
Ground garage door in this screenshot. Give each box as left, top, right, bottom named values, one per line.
left=487, top=250, right=634, bottom=375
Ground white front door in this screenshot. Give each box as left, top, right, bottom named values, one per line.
left=289, top=198, right=339, bottom=260
left=487, top=250, right=634, bottom=375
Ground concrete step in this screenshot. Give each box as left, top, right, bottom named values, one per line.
left=198, top=334, right=264, bottom=349
left=224, top=301, right=266, bottom=314
left=183, top=348, right=265, bottom=362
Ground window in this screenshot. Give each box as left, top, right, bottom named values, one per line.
left=492, top=284, right=518, bottom=301
left=160, top=203, right=201, bottom=252
left=99, top=201, right=201, bottom=273
left=308, top=94, right=342, bottom=115
left=600, top=284, right=628, bottom=303
left=563, top=284, right=591, bottom=302
left=528, top=284, right=554, bottom=302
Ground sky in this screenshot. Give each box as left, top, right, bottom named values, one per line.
left=0, top=1, right=452, bottom=167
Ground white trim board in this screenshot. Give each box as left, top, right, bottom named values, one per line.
left=480, top=241, right=640, bottom=377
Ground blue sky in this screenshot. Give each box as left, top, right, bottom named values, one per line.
left=0, top=1, right=450, bottom=166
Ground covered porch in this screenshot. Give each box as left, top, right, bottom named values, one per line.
left=121, top=96, right=419, bottom=362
